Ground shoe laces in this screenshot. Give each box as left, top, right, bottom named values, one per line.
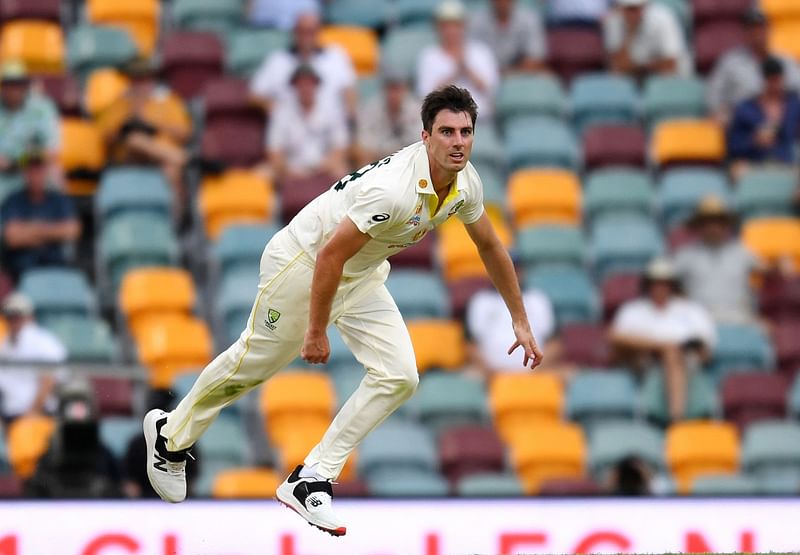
left=165, top=450, right=192, bottom=476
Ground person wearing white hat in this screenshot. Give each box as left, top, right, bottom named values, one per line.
left=603, top=0, right=691, bottom=77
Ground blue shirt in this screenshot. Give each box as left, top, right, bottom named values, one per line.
left=1, top=189, right=75, bottom=277
left=727, top=93, right=800, bottom=163
left=0, top=93, right=60, bottom=161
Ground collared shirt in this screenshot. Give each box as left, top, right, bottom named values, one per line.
left=248, top=0, right=320, bottom=29
left=0, top=92, right=59, bottom=161
left=708, top=47, right=800, bottom=114
left=357, top=93, right=421, bottom=158
left=267, top=92, right=349, bottom=172
left=0, top=321, right=66, bottom=418
left=612, top=296, right=717, bottom=349
left=604, top=3, right=692, bottom=77
left=673, top=240, right=760, bottom=324
left=468, top=4, right=547, bottom=69
left=286, top=141, right=485, bottom=278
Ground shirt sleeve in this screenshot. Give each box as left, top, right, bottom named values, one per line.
left=706, top=54, right=732, bottom=113
left=346, top=182, right=398, bottom=237
left=250, top=53, right=283, bottom=100
left=456, top=168, right=485, bottom=225
left=603, top=12, right=624, bottom=52
left=525, top=11, right=547, bottom=60
left=266, top=104, right=288, bottom=151
left=652, top=6, right=684, bottom=59
left=611, top=302, right=641, bottom=337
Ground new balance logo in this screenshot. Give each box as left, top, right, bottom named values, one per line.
left=307, top=496, right=323, bottom=507
left=153, top=453, right=168, bottom=472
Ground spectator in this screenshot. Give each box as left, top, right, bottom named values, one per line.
left=606, top=456, right=652, bottom=496
left=0, top=293, right=66, bottom=427
left=417, top=0, right=500, bottom=120
left=0, top=61, right=60, bottom=179
left=94, top=58, right=192, bottom=213
left=673, top=196, right=762, bottom=325
left=356, top=67, right=421, bottom=167
left=603, top=0, right=691, bottom=78
left=727, top=57, right=800, bottom=175
left=247, top=0, right=319, bottom=30
left=0, top=151, right=80, bottom=282
left=250, top=11, right=357, bottom=120
left=468, top=0, right=548, bottom=73
left=708, top=9, right=800, bottom=124
left=265, top=64, right=349, bottom=184
left=549, top=0, right=609, bottom=26
left=610, top=258, right=716, bottom=421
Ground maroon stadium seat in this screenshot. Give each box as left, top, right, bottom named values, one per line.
left=388, top=231, right=435, bottom=270
left=279, top=173, right=334, bottom=223
left=583, top=124, right=647, bottom=170
left=162, top=31, right=224, bottom=99
left=601, top=273, right=641, bottom=322
left=722, top=373, right=788, bottom=432
left=692, top=0, right=751, bottom=27
left=333, top=479, right=369, bottom=497
left=560, top=323, right=611, bottom=367
left=203, top=77, right=266, bottom=127
left=539, top=477, right=601, bottom=496
left=774, top=318, right=800, bottom=376
left=666, top=225, right=697, bottom=252
left=449, top=276, right=494, bottom=321
left=0, top=475, right=23, bottom=498
left=0, top=0, right=60, bottom=21
left=759, top=273, right=800, bottom=321
left=694, top=22, right=746, bottom=74
left=35, top=74, right=81, bottom=116
left=439, top=424, right=506, bottom=484
left=547, top=27, right=605, bottom=83
left=201, top=119, right=265, bottom=168
left=91, top=376, right=134, bottom=416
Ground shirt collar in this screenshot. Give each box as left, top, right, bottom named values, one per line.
left=412, top=142, right=466, bottom=195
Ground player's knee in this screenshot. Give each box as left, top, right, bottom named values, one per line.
left=392, top=366, right=419, bottom=398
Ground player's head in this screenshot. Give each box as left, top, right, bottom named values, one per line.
left=420, top=85, right=478, bottom=174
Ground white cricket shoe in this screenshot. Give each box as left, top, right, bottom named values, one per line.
left=276, top=465, right=347, bottom=536
left=143, top=409, right=187, bottom=503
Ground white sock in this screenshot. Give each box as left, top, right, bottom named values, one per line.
left=299, top=463, right=320, bottom=480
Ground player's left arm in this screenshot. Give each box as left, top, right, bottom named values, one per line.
left=465, top=213, right=543, bottom=369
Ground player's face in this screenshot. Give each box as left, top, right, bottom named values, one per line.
left=422, top=109, right=474, bottom=175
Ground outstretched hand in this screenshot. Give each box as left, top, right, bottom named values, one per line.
left=301, top=330, right=330, bottom=364
left=507, top=322, right=543, bottom=370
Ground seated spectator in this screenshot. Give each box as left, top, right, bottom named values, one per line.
left=356, top=67, right=421, bottom=167
left=0, top=293, right=66, bottom=427
left=0, top=61, right=60, bottom=180
left=247, top=0, right=319, bottom=30
left=548, top=0, right=609, bottom=26
left=603, top=0, right=691, bottom=78
left=265, top=65, right=349, bottom=184
left=728, top=57, right=800, bottom=176
left=708, top=9, right=800, bottom=124
left=673, top=197, right=762, bottom=325
left=610, top=258, right=717, bottom=421
left=0, top=151, right=80, bottom=281
left=417, top=0, right=500, bottom=120
left=468, top=0, right=547, bottom=73
left=250, top=11, right=357, bottom=121
left=94, top=58, right=192, bottom=213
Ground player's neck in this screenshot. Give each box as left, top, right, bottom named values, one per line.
left=429, top=164, right=457, bottom=194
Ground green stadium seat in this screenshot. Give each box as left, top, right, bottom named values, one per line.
left=642, top=76, right=707, bottom=128
left=711, top=324, right=775, bottom=378
left=395, top=0, right=438, bottom=24
left=197, top=415, right=250, bottom=466
left=44, top=315, right=117, bottom=362
left=467, top=122, right=505, bottom=172
left=195, top=460, right=238, bottom=497
left=367, top=468, right=449, bottom=496
left=588, top=420, right=665, bottom=477
left=216, top=270, right=258, bottom=344
left=173, top=0, right=243, bottom=39
left=326, top=0, right=391, bottom=27
left=99, top=416, right=139, bottom=458
left=473, top=164, right=506, bottom=207
left=413, top=373, right=488, bottom=435
left=327, top=327, right=359, bottom=373
left=19, top=268, right=95, bottom=321
left=226, top=28, right=289, bottom=76
left=734, top=168, right=798, bottom=220
left=0, top=432, right=8, bottom=473
left=382, top=24, right=435, bottom=82
left=524, top=266, right=599, bottom=326
left=790, top=375, right=800, bottom=419
left=213, top=224, right=277, bottom=277
left=385, top=270, right=449, bottom=319
left=516, top=225, right=586, bottom=269
left=356, top=75, right=381, bottom=101
left=505, top=116, right=578, bottom=171
left=570, top=73, right=638, bottom=131
left=657, top=168, right=730, bottom=228
left=358, top=421, right=438, bottom=479
left=584, top=168, right=654, bottom=224
left=758, top=473, right=800, bottom=495
left=66, top=25, right=138, bottom=78
left=692, top=474, right=760, bottom=495
left=566, top=370, right=638, bottom=428
left=496, top=74, right=567, bottom=126
left=96, top=166, right=172, bottom=222
left=329, top=367, right=362, bottom=410
left=456, top=472, right=524, bottom=497
left=641, top=369, right=719, bottom=425
left=742, top=421, right=800, bottom=481
left=653, top=0, right=692, bottom=32
left=590, top=214, right=664, bottom=280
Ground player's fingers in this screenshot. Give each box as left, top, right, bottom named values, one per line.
left=507, top=341, right=521, bottom=355
left=530, top=343, right=544, bottom=369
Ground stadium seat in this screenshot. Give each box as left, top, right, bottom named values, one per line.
left=601, top=273, right=641, bottom=322
left=201, top=119, right=266, bottom=169
left=590, top=215, right=664, bottom=279
left=414, top=373, right=488, bottom=434
left=83, top=68, right=129, bottom=117
left=507, top=169, right=582, bottom=228
left=694, top=21, right=747, bottom=75
left=774, top=318, right=800, bottom=375
left=516, top=224, right=585, bottom=270
left=657, top=167, right=730, bottom=228
left=456, top=472, right=524, bottom=497
left=742, top=218, right=800, bottom=270
left=448, top=276, right=493, bottom=321
left=469, top=127, right=505, bottom=173
left=44, top=314, right=117, bottom=362
left=275, top=420, right=359, bottom=478
left=90, top=376, right=133, bottom=416
left=439, top=425, right=505, bottom=484
left=759, top=272, right=800, bottom=321
left=566, top=370, right=637, bottom=428
left=641, top=369, right=719, bottom=425
left=136, top=315, right=212, bottom=387
left=642, top=76, right=707, bottom=128
left=203, top=77, right=265, bottom=128
left=692, top=473, right=760, bottom=496
left=526, top=266, right=599, bottom=325
left=86, top=0, right=160, bottom=56
left=474, top=164, right=506, bottom=207
left=326, top=0, right=391, bottom=27
left=97, top=166, right=172, bottom=222
left=381, top=23, right=435, bottom=80
left=569, top=73, right=638, bottom=131
left=162, top=31, right=224, bottom=99
left=119, top=267, right=196, bottom=338
left=711, top=323, right=775, bottom=378
left=496, top=74, right=567, bottom=126
left=66, top=25, right=137, bottom=78
left=735, top=167, right=798, bottom=220
left=37, top=74, right=80, bottom=115
left=510, top=421, right=587, bottom=494
left=99, top=416, right=139, bottom=458
left=560, top=323, right=612, bottom=367
left=665, top=420, right=739, bottom=493
left=216, top=270, right=258, bottom=344
left=260, top=371, right=335, bottom=448
left=213, top=224, right=277, bottom=277
left=0, top=20, right=64, bottom=73
left=582, top=124, right=647, bottom=170
left=326, top=327, right=360, bottom=373
left=722, top=373, right=787, bottom=432
left=651, top=119, right=726, bottom=168
left=489, top=373, right=564, bottom=442
left=504, top=116, right=578, bottom=170
left=438, top=206, right=512, bottom=282
left=368, top=467, right=450, bottom=497
left=60, top=118, right=105, bottom=195
left=358, top=420, right=438, bottom=479
left=538, top=477, right=602, bottom=496
left=692, top=0, right=751, bottom=26
left=589, top=421, right=665, bottom=478
left=762, top=0, right=800, bottom=22
left=385, top=270, right=449, bottom=319
left=0, top=0, right=60, bottom=21
left=319, top=25, right=378, bottom=76
left=7, top=415, right=55, bottom=479
left=19, top=267, right=95, bottom=322
left=197, top=415, right=250, bottom=466
left=584, top=168, right=654, bottom=224
left=172, top=0, right=243, bottom=39
left=279, top=173, right=333, bottom=223
left=0, top=475, right=22, bottom=498
left=770, top=20, right=800, bottom=61
left=407, top=319, right=465, bottom=372
left=211, top=467, right=280, bottom=499
left=226, top=28, right=289, bottom=76
left=742, top=420, right=800, bottom=484
left=547, top=27, right=605, bottom=82
left=198, top=170, right=273, bottom=240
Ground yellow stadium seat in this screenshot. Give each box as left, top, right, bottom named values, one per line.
left=651, top=119, right=725, bottom=166
left=0, top=317, right=7, bottom=342
left=666, top=420, right=739, bottom=494
left=212, top=467, right=281, bottom=499
left=510, top=421, right=586, bottom=494
left=489, top=373, right=564, bottom=443
left=84, top=68, right=130, bottom=117
left=406, top=319, right=465, bottom=372
left=742, top=217, right=800, bottom=270
left=319, top=25, right=379, bottom=76
left=87, top=0, right=160, bottom=56
left=7, top=415, right=56, bottom=479
left=0, top=21, right=64, bottom=73
left=261, top=371, right=335, bottom=446
left=198, top=170, right=274, bottom=240
left=119, top=267, right=196, bottom=340
left=770, top=21, right=800, bottom=62
left=762, top=0, right=800, bottom=23
left=277, top=424, right=358, bottom=481
left=438, top=205, right=513, bottom=282
left=59, top=117, right=106, bottom=196
left=507, top=169, right=582, bottom=228
left=136, top=315, right=212, bottom=388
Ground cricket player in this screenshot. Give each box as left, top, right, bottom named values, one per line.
left=143, top=85, right=542, bottom=536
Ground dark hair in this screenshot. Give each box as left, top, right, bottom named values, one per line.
left=762, top=56, right=784, bottom=78
left=420, top=85, right=478, bottom=133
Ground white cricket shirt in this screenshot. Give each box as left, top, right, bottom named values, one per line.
left=285, top=141, right=485, bottom=278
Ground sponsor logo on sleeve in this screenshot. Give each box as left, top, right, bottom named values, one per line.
left=372, top=213, right=390, bottom=222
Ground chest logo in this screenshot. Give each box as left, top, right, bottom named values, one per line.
left=447, top=199, right=465, bottom=217
left=418, top=179, right=428, bottom=189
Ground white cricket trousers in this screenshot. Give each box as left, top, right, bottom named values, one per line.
left=161, top=230, right=419, bottom=480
